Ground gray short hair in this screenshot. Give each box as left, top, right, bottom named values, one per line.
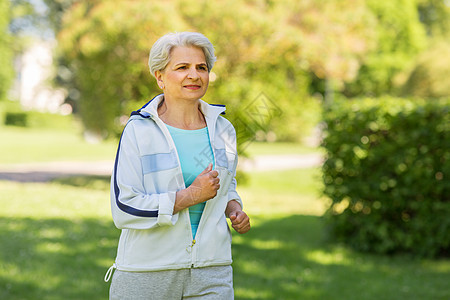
left=148, top=32, right=216, bottom=78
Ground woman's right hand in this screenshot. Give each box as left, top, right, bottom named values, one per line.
left=188, top=163, right=220, bottom=204
left=173, top=163, right=220, bottom=214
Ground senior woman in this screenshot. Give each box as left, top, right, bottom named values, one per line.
left=105, top=32, right=250, bottom=299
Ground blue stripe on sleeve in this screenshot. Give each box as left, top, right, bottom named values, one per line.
left=113, top=124, right=158, bottom=218
left=141, top=151, right=178, bottom=174
left=214, top=148, right=228, bottom=169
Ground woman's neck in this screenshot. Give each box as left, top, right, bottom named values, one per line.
left=157, top=97, right=206, bottom=130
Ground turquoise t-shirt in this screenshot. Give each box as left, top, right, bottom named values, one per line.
left=165, top=124, right=215, bottom=239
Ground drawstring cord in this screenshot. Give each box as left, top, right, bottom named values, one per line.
left=104, top=263, right=116, bottom=282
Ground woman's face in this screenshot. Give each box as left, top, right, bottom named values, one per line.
left=156, top=46, right=209, bottom=102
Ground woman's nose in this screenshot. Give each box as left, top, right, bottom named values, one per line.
left=187, top=67, right=199, bottom=79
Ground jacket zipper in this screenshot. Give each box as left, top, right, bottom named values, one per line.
left=191, top=114, right=219, bottom=268
left=147, top=102, right=221, bottom=269
left=150, top=113, right=198, bottom=267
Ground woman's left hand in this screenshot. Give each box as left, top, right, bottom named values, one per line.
left=229, top=210, right=251, bottom=234
left=226, top=200, right=250, bottom=234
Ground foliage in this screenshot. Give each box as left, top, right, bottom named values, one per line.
left=54, top=0, right=379, bottom=142
left=9, top=0, right=46, bottom=35
left=402, top=40, right=450, bottom=99
left=344, top=0, right=428, bottom=97
left=0, top=0, right=14, bottom=101
left=275, top=0, right=376, bottom=83
left=417, top=0, right=450, bottom=37
left=322, top=97, right=450, bottom=257
left=11, top=0, right=447, bottom=143
left=42, top=0, right=77, bottom=32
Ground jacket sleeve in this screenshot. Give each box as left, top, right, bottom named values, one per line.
left=224, top=120, right=243, bottom=209
left=228, top=177, right=243, bottom=209
left=110, top=122, right=178, bottom=230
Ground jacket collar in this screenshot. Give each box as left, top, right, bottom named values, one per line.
left=137, top=94, right=226, bottom=121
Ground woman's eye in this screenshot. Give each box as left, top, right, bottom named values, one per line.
left=177, top=66, right=186, bottom=70
left=198, top=66, right=207, bottom=71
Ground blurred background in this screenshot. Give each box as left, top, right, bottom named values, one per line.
left=0, top=0, right=449, bottom=299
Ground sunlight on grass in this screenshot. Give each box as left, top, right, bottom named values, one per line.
left=246, top=239, right=284, bottom=250
left=0, top=126, right=117, bottom=164
left=422, top=260, right=450, bottom=273
left=306, top=249, right=350, bottom=265
left=239, top=190, right=327, bottom=216
left=245, top=141, right=322, bottom=156
left=0, top=180, right=111, bottom=219
left=238, top=167, right=329, bottom=216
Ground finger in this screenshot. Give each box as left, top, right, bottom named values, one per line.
left=233, top=220, right=249, bottom=231
left=210, top=170, right=219, bottom=178
left=232, top=217, right=246, bottom=227
left=233, top=224, right=249, bottom=234
left=232, top=211, right=247, bottom=224
left=234, top=222, right=251, bottom=234
left=229, top=212, right=237, bottom=221
left=239, top=224, right=251, bottom=234
left=200, top=163, right=213, bottom=175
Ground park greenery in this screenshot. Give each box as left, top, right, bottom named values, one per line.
left=2, top=0, right=450, bottom=141
left=0, top=0, right=13, bottom=102
left=322, top=97, right=450, bottom=257
left=1, top=1, right=450, bottom=297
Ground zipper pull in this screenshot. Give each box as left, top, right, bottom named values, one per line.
left=186, top=239, right=196, bottom=253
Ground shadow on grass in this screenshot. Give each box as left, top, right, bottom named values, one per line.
left=0, top=217, right=120, bottom=300
left=1, top=213, right=448, bottom=300
left=231, top=214, right=450, bottom=300
left=232, top=214, right=329, bottom=299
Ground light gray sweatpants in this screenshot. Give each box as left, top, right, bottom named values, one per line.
left=109, top=265, right=234, bottom=300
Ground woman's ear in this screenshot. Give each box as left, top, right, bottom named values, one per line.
left=155, top=70, right=164, bottom=89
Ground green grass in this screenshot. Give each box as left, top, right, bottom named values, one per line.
left=0, top=110, right=117, bottom=164
left=1, top=169, right=449, bottom=299
left=0, top=126, right=117, bottom=164
left=238, top=168, right=328, bottom=216
left=232, top=214, right=450, bottom=299
left=0, top=177, right=116, bottom=299
left=244, top=141, right=321, bottom=156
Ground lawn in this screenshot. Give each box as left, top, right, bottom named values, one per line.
left=1, top=169, right=449, bottom=299
left=0, top=126, right=117, bottom=165
left=1, top=122, right=449, bottom=299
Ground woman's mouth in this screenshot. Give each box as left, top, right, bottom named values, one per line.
left=184, top=85, right=201, bottom=90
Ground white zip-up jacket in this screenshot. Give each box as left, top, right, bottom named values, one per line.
left=109, top=94, right=242, bottom=273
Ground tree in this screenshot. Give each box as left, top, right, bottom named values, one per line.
left=343, top=0, right=428, bottom=97
left=55, top=0, right=380, bottom=142
left=56, top=1, right=185, bottom=137
left=54, top=0, right=311, bottom=141
left=402, top=40, right=450, bottom=99
left=399, top=0, right=450, bottom=99
left=0, top=0, right=14, bottom=101
left=417, top=0, right=450, bottom=37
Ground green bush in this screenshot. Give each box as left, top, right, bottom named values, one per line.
left=0, top=100, right=77, bottom=131
left=402, top=41, right=450, bottom=99
left=321, top=97, right=450, bottom=257
left=4, top=112, right=28, bottom=127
